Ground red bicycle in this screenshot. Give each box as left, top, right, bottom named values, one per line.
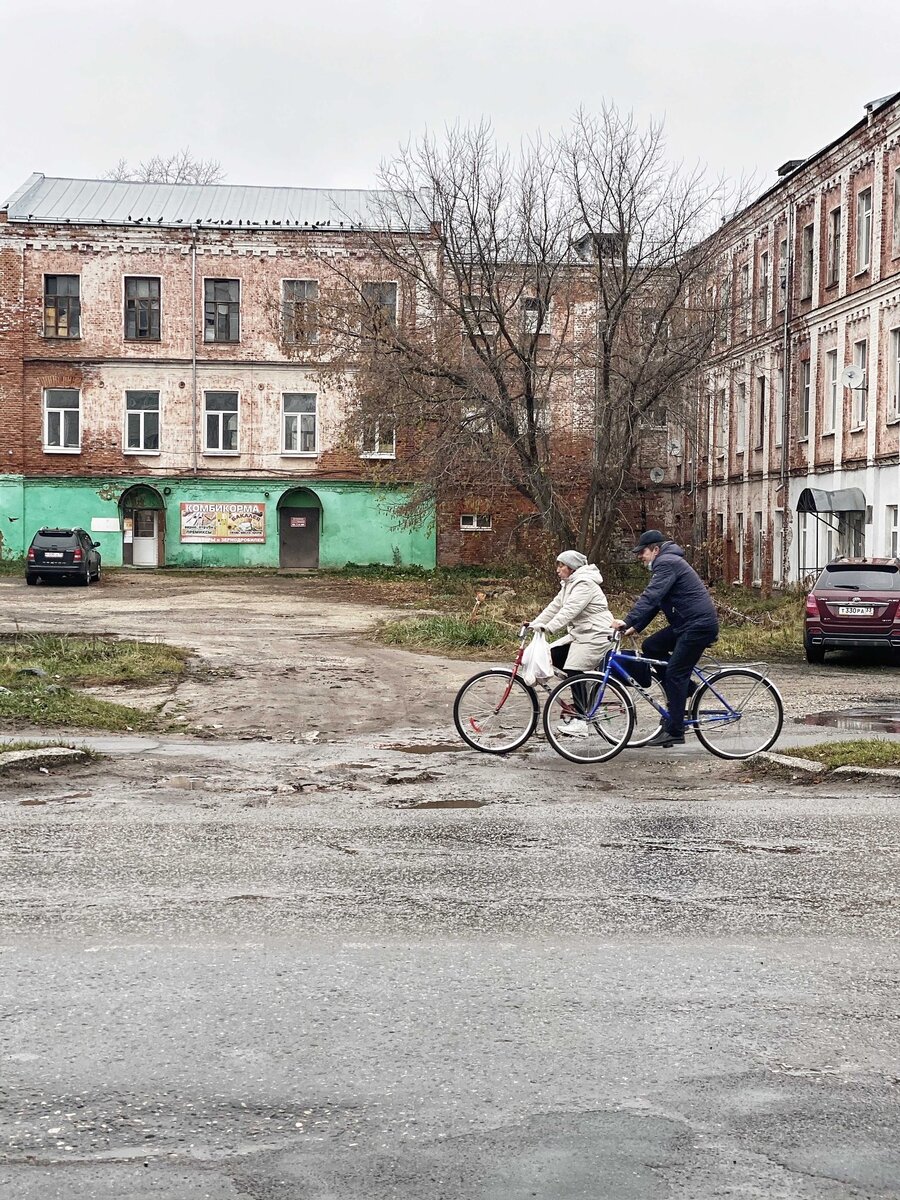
left=452, top=624, right=544, bottom=754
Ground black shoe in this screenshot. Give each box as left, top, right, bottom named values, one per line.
left=644, top=727, right=685, bottom=748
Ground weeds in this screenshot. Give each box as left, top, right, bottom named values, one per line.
left=787, top=739, right=900, bottom=770
left=378, top=615, right=513, bottom=655
left=0, top=684, right=159, bottom=731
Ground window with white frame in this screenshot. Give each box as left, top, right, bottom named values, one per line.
left=798, top=511, right=809, bottom=575
left=851, top=339, right=868, bottom=427
left=360, top=418, right=396, bottom=459
left=827, top=207, right=841, bottom=287
left=894, top=167, right=900, bottom=258
left=282, top=279, right=318, bottom=345
left=889, top=328, right=900, bottom=420
left=886, top=505, right=898, bottom=557
left=778, top=237, right=787, bottom=311
left=124, top=391, right=160, bottom=452
left=43, top=388, right=80, bottom=451
left=204, top=391, right=239, bottom=453
left=799, top=359, right=811, bottom=439
left=773, top=510, right=784, bottom=586
left=856, top=187, right=873, bottom=273
left=282, top=393, right=316, bottom=454
left=735, top=380, right=746, bottom=451
left=736, top=512, right=745, bottom=579
left=800, top=224, right=814, bottom=298
left=716, top=388, right=727, bottom=457
left=752, top=511, right=763, bottom=581
left=755, top=375, right=766, bottom=448
left=758, top=251, right=769, bottom=324
left=823, top=349, right=838, bottom=433
left=460, top=513, right=492, bottom=531
left=774, top=367, right=784, bottom=447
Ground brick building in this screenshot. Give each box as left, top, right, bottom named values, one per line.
left=0, top=175, right=440, bottom=569
left=684, top=91, right=900, bottom=587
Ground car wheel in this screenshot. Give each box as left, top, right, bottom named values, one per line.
left=804, top=636, right=826, bottom=665
left=25, top=575, right=37, bottom=586
left=94, top=562, right=101, bottom=583
left=79, top=569, right=91, bottom=587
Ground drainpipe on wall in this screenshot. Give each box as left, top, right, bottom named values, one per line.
left=781, top=196, right=794, bottom=584
left=191, top=232, right=199, bottom=475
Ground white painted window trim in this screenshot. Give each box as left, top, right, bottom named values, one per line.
left=460, top=513, right=492, bottom=531
left=280, top=392, right=318, bottom=457
left=122, top=390, right=162, bottom=455
left=43, top=387, right=81, bottom=454
left=360, top=419, right=397, bottom=460
left=855, top=187, right=873, bottom=274
left=823, top=349, right=838, bottom=434
left=202, top=390, right=241, bottom=455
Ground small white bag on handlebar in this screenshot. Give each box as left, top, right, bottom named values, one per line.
left=520, top=631, right=555, bottom=686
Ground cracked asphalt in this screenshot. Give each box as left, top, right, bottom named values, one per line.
left=1, top=574, right=900, bottom=1199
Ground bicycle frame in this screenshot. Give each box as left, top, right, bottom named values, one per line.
left=588, top=638, right=772, bottom=731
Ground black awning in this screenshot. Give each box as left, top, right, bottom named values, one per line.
left=796, top=487, right=866, bottom=514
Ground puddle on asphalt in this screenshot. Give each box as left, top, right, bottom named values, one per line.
left=798, top=704, right=900, bottom=734
left=407, top=798, right=487, bottom=809
left=385, top=742, right=470, bottom=754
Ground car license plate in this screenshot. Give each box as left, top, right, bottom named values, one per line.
left=43, top=552, right=64, bottom=558
left=838, top=605, right=874, bottom=617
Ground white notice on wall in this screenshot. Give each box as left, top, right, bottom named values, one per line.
left=91, top=517, right=121, bottom=532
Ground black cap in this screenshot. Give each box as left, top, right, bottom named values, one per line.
left=630, top=529, right=666, bottom=553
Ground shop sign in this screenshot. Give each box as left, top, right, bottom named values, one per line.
left=180, top=502, right=266, bottom=543
left=289, top=516, right=307, bottom=528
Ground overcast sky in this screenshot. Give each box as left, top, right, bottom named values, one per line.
left=3, top=0, right=899, bottom=205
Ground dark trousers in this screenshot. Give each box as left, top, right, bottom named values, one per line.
left=550, top=642, right=591, bottom=714
left=641, top=625, right=717, bottom=736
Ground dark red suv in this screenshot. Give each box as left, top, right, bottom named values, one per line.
left=804, top=558, right=900, bottom=663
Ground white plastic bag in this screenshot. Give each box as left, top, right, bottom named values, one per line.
left=520, top=631, right=555, bottom=687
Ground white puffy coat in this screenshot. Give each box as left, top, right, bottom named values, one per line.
left=532, top=563, right=615, bottom=671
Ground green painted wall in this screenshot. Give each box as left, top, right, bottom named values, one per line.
left=0, top=476, right=25, bottom=558
left=0, top=474, right=435, bottom=569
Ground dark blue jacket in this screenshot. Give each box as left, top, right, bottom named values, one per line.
left=624, top=541, right=719, bottom=634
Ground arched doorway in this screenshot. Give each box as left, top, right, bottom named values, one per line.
left=278, top=487, right=322, bottom=568
left=120, top=484, right=166, bottom=567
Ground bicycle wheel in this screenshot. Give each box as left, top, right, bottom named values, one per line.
left=542, top=673, right=634, bottom=764
left=625, top=675, right=668, bottom=747
left=690, top=668, right=783, bottom=759
left=453, top=669, right=538, bottom=754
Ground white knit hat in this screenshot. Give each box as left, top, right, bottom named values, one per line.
left=557, top=550, right=588, bottom=570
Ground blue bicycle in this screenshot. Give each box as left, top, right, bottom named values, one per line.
left=543, top=633, right=784, bottom=764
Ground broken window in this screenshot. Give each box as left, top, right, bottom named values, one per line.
left=44, top=275, right=81, bottom=338
left=125, top=277, right=161, bottom=340
left=361, top=281, right=398, bottom=332
left=283, top=279, right=318, bottom=345
left=204, top=279, right=240, bottom=342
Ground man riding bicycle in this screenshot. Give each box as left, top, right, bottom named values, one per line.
left=612, top=530, right=719, bottom=748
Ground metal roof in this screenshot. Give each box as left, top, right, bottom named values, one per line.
left=2, top=174, right=432, bottom=232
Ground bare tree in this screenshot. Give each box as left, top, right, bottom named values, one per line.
left=104, top=149, right=224, bottom=185
left=276, top=112, right=742, bottom=561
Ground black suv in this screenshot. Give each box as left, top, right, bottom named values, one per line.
left=26, top=528, right=102, bottom=586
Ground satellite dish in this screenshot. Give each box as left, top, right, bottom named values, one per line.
left=666, top=439, right=683, bottom=458
left=649, top=466, right=666, bottom=484
left=841, top=364, right=866, bottom=390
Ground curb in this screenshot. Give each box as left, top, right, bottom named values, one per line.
left=0, top=747, right=91, bottom=773
left=759, top=751, right=825, bottom=774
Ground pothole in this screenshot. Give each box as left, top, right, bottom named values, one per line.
left=798, top=704, right=900, bottom=734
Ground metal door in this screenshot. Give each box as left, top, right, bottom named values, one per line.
left=132, top=509, right=159, bottom=567
left=279, top=507, right=320, bottom=568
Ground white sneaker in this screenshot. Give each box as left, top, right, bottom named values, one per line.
left=558, top=718, right=590, bottom=737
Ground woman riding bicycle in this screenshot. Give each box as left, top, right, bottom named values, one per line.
left=529, top=551, right=615, bottom=737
